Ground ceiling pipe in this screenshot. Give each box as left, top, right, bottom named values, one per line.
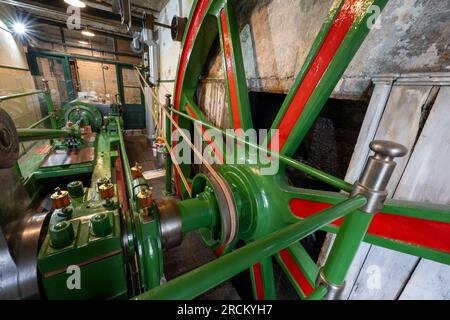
left=0, top=0, right=139, bottom=37
left=84, top=0, right=159, bottom=15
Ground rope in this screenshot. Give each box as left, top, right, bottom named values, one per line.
left=162, top=137, right=192, bottom=197
left=135, top=68, right=238, bottom=244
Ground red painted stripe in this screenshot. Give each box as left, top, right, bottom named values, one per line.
left=252, top=263, right=265, bottom=300
left=220, top=9, right=242, bottom=130
left=215, top=245, right=227, bottom=257
left=173, top=0, right=210, bottom=198
left=186, top=103, right=225, bottom=164
left=279, top=249, right=314, bottom=297
left=269, top=0, right=363, bottom=153
left=174, top=0, right=211, bottom=110
left=290, top=199, right=450, bottom=254
left=36, top=145, right=52, bottom=155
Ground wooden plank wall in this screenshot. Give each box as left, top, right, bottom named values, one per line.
left=319, top=74, right=450, bottom=300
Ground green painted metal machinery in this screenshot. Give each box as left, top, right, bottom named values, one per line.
left=59, top=100, right=104, bottom=133
left=1, top=0, right=450, bottom=301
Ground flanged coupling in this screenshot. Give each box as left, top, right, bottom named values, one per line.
left=51, top=187, right=70, bottom=209
left=351, top=140, right=408, bottom=214
left=156, top=198, right=183, bottom=250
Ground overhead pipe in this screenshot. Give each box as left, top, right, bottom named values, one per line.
left=0, top=0, right=137, bottom=37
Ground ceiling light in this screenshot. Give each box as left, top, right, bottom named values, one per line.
left=64, top=0, right=86, bottom=8
left=78, top=40, right=89, bottom=45
left=12, top=22, right=27, bottom=34
left=81, top=27, right=95, bottom=37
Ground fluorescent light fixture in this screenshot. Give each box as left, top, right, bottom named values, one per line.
left=81, top=28, right=95, bottom=37
left=12, top=22, right=27, bottom=34
left=78, top=40, right=89, bottom=45
left=64, top=0, right=86, bottom=8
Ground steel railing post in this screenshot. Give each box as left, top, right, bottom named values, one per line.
left=318, top=141, right=408, bottom=299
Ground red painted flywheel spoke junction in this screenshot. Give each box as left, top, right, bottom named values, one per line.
left=279, top=249, right=314, bottom=297
left=252, top=263, right=265, bottom=300
left=290, top=199, right=450, bottom=254
left=220, top=8, right=242, bottom=131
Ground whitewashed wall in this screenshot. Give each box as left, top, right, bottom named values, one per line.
left=156, top=0, right=450, bottom=299
left=319, top=74, right=450, bottom=300
left=156, top=0, right=194, bottom=103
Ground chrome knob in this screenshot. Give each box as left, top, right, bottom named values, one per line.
left=370, top=140, right=408, bottom=160
left=352, top=140, right=409, bottom=214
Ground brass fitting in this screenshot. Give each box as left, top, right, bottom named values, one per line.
left=137, top=187, right=153, bottom=209
left=51, top=187, right=70, bottom=209
left=99, top=180, right=115, bottom=200
left=131, top=162, right=143, bottom=180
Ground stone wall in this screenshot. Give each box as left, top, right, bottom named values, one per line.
left=158, top=0, right=450, bottom=106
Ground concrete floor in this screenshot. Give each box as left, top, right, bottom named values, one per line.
left=124, top=133, right=241, bottom=300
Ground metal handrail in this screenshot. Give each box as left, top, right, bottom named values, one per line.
left=27, top=115, right=52, bottom=129
left=0, top=90, right=46, bottom=102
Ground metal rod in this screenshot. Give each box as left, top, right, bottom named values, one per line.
left=134, top=196, right=367, bottom=300
left=16, top=129, right=69, bottom=142
left=32, top=36, right=140, bottom=58
left=0, top=64, right=29, bottom=71
left=177, top=198, right=213, bottom=235
left=116, top=118, right=134, bottom=201
left=167, top=106, right=353, bottom=193
left=164, top=95, right=174, bottom=195
left=0, top=25, right=11, bottom=33
left=322, top=209, right=374, bottom=289
left=158, top=80, right=175, bottom=83
left=29, top=50, right=136, bottom=68
left=27, top=115, right=52, bottom=129
left=154, top=21, right=172, bottom=29
left=0, top=90, right=46, bottom=102
left=43, top=91, right=58, bottom=130
left=0, top=0, right=135, bottom=37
